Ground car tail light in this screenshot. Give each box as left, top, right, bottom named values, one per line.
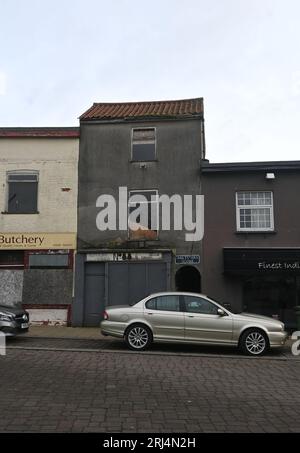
left=103, top=311, right=109, bottom=320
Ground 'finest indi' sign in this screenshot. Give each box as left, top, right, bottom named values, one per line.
left=258, top=261, right=300, bottom=270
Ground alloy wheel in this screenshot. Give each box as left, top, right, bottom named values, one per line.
left=128, top=326, right=149, bottom=349
left=245, top=332, right=266, bottom=355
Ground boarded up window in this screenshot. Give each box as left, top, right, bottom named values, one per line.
left=132, top=128, right=156, bottom=161
left=0, top=251, right=24, bottom=267
left=28, top=253, right=69, bottom=268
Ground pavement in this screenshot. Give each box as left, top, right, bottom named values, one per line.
left=8, top=325, right=294, bottom=358
left=20, top=325, right=296, bottom=345
left=23, top=325, right=105, bottom=340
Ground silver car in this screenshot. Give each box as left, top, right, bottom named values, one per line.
left=101, top=292, right=288, bottom=356
left=0, top=304, right=29, bottom=336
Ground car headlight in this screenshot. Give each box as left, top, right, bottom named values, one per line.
left=0, top=313, right=13, bottom=322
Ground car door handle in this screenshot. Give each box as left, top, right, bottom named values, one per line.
left=147, top=313, right=153, bottom=315
left=187, top=315, right=195, bottom=318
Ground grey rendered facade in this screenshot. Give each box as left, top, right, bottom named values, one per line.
left=73, top=99, right=205, bottom=326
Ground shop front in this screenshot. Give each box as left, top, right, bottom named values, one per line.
left=224, top=248, right=300, bottom=331
left=0, top=232, right=76, bottom=325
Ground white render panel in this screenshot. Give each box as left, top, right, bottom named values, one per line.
left=27, top=308, right=68, bottom=326
left=0, top=137, right=79, bottom=233
left=86, top=252, right=163, bottom=261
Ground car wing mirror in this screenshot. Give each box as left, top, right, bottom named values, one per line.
left=217, top=308, right=227, bottom=317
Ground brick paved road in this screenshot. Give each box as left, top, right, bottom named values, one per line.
left=0, top=347, right=299, bottom=433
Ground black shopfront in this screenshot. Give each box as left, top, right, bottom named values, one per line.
left=224, top=248, right=300, bottom=331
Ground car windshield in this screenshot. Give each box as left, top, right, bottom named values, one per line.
left=0, top=303, right=20, bottom=309
left=207, top=297, right=242, bottom=314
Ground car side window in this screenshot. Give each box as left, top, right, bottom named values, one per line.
left=145, top=296, right=180, bottom=312
left=184, top=296, right=218, bottom=315
left=146, top=298, right=156, bottom=310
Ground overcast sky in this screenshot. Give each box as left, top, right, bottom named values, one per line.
left=0, top=0, right=299, bottom=162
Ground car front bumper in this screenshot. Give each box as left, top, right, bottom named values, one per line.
left=269, top=330, right=289, bottom=348
left=0, top=322, right=29, bottom=337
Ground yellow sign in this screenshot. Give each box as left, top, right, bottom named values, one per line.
left=0, top=233, right=77, bottom=250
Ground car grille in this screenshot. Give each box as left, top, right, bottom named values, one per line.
left=15, top=313, right=29, bottom=324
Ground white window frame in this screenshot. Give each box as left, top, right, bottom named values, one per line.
left=128, top=189, right=159, bottom=239
left=131, top=127, right=157, bottom=162
left=236, top=191, right=274, bottom=232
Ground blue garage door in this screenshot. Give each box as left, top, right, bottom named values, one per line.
left=83, top=261, right=168, bottom=326
left=107, top=262, right=168, bottom=307
left=84, top=263, right=105, bottom=326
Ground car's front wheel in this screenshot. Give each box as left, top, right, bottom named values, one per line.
left=125, top=324, right=152, bottom=351
left=239, top=329, right=269, bottom=356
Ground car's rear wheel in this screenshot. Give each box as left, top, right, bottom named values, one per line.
left=240, top=329, right=269, bottom=356
left=125, top=324, right=152, bottom=351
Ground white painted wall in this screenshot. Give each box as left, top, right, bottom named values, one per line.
left=0, top=137, right=79, bottom=233
left=27, top=308, right=68, bottom=326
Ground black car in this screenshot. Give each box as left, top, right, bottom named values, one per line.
left=0, top=305, right=29, bottom=336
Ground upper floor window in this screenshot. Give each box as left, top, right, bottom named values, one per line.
left=7, top=171, right=38, bottom=214
left=128, top=189, right=158, bottom=240
left=131, top=128, right=156, bottom=161
left=236, top=191, right=274, bottom=232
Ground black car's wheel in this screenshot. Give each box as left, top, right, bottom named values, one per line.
left=239, top=329, right=269, bottom=356
left=125, top=324, right=152, bottom=351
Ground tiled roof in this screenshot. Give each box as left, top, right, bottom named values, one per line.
left=80, top=98, right=203, bottom=121
left=0, top=127, right=80, bottom=138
